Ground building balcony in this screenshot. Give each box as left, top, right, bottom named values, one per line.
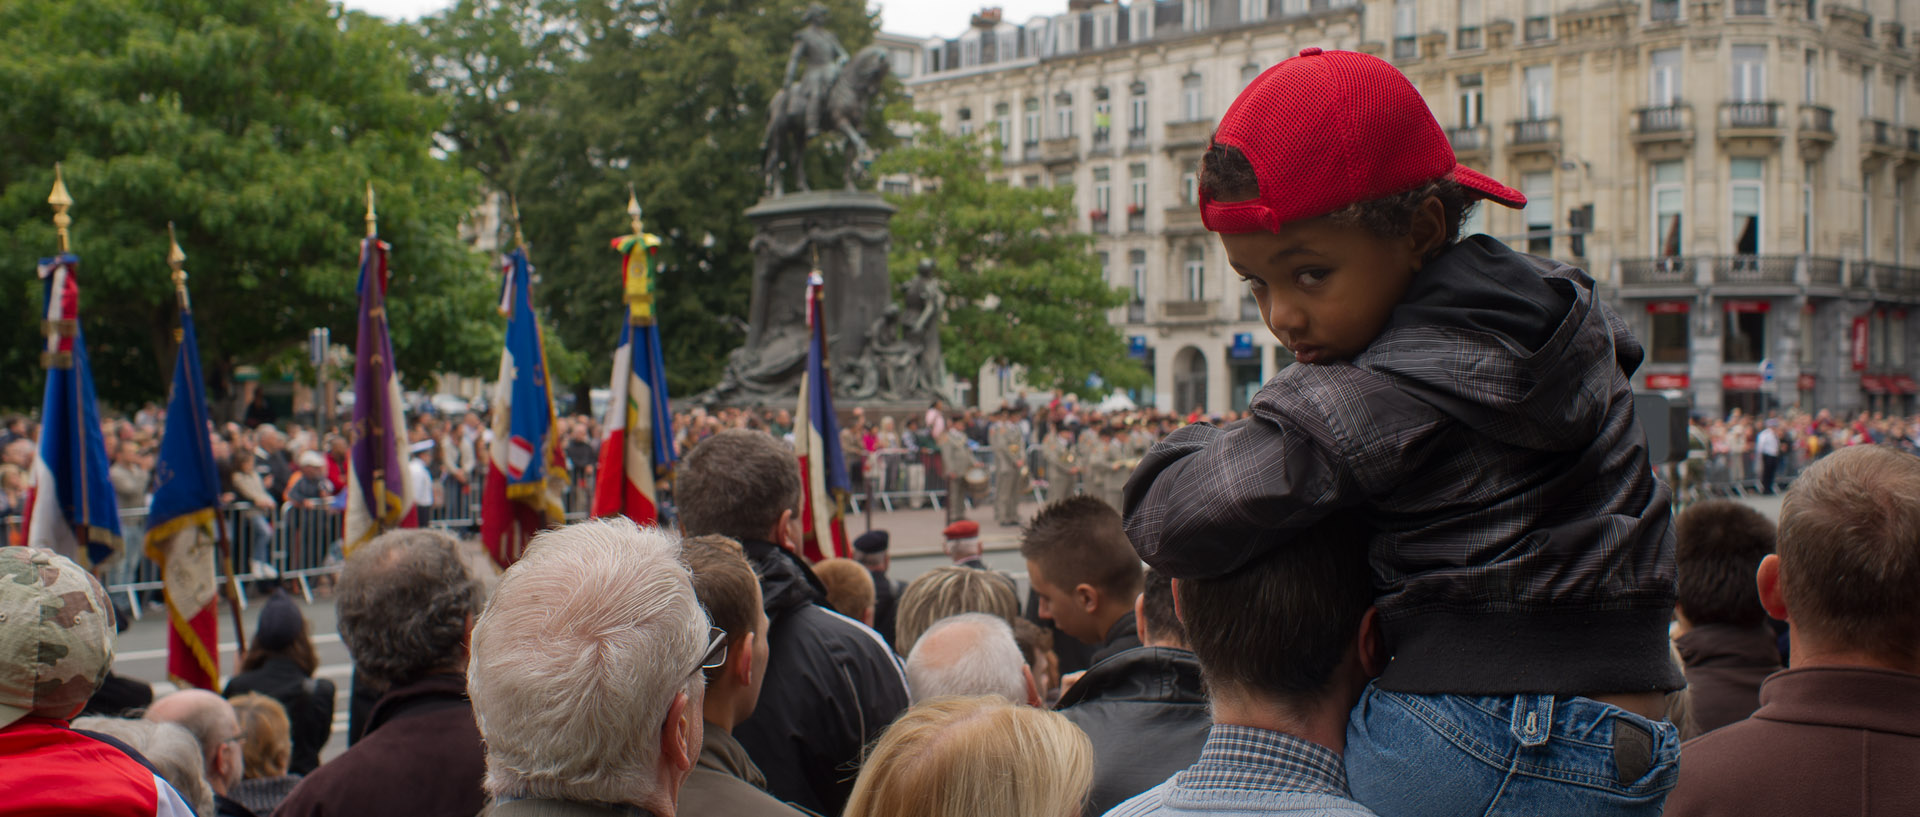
left=1448, top=125, right=1490, bottom=162
left=1712, top=255, right=1796, bottom=285
left=1164, top=205, right=1205, bottom=235
left=1808, top=257, right=1845, bottom=287
left=1632, top=105, right=1693, bottom=155
left=1718, top=101, right=1783, bottom=146
left=1798, top=104, right=1836, bottom=160
left=1090, top=212, right=1110, bottom=234
left=1508, top=117, right=1561, bottom=155
left=1858, top=262, right=1920, bottom=294
left=1905, top=127, right=1920, bottom=165
left=1163, top=119, right=1213, bottom=152
left=1392, top=36, right=1417, bottom=61
left=1127, top=210, right=1146, bottom=233
left=1160, top=300, right=1217, bottom=322
left=1619, top=256, right=1696, bottom=287
left=1126, top=301, right=1147, bottom=324
left=1126, top=128, right=1150, bottom=154
left=1040, top=137, right=1078, bottom=166
left=1089, top=130, right=1113, bottom=156
left=1863, top=119, right=1900, bottom=164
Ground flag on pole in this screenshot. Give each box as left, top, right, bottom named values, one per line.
left=24, top=252, right=122, bottom=570
left=483, top=247, right=567, bottom=568
left=592, top=199, right=676, bottom=525
left=795, top=270, right=851, bottom=562
left=144, top=241, right=222, bottom=691
left=25, top=167, right=121, bottom=570
left=344, top=192, right=416, bottom=556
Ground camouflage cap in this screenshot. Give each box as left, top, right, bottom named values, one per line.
left=0, top=546, right=116, bottom=728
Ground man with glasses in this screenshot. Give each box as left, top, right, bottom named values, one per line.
left=468, top=517, right=716, bottom=817
left=145, top=690, right=253, bottom=817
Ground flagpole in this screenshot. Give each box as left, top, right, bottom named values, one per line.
left=172, top=225, right=248, bottom=656
left=49, top=164, right=96, bottom=566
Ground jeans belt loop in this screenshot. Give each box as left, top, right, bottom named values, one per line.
left=1509, top=694, right=1554, bottom=748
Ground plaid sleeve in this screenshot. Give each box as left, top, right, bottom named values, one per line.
left=1122, top=403, right=1361, bottom=579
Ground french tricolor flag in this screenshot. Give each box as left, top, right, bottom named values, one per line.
left=593, top=228, right=676, bottom=525
left=483, top=248, right=567, bottom=568
left=23, top=254, right=122, bottom=569
left=795, top=271, right=851, bottom=562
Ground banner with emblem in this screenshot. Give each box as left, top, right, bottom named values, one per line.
left=344, top=191, right=416, bottom=555
left=483, top=246, right=567, bottom=568
left=592, top=199, right=676, bottom=526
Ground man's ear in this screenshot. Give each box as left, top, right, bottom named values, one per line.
left=1074, top=582, right=1101, bottom=614
left=1356, top=606, right=1387, bottom=679
left=1757, top=554, right=1790, bottom=622
left=771, top=508, right=799, bottom=555
left=729, top=632, right=756, bottom=688
left=1134, top=592, right=1149, bottom=646
left=1171, top=578, right=1187, bottom=626
left=660, top=691, right=698, bottom=772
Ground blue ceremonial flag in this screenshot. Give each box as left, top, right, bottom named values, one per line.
left=483, top=247, right=566, bottom=568
left=795, top=271, right=851, bottom=562
left=24, top=253, right=122, bottom=569
left=145, top=267, right=223, bottom=691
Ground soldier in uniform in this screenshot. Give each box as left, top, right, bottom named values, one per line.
left=1076, top=425, right=1110, bottom=505
left=939, top=416, right=980, bottom=524
left=990, top=409, right=1026, bottom=526
left=1041, top=427, right=1078, bottom=503
left=1103, top=425, right=1130, bottom=511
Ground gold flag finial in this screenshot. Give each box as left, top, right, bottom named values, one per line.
left=511, top=195, right=526, bottom=250
left=49, top=164, right=73, bottom=253
left=167, top=222, right=187, bottom=287
left=365, top=181, right=378, bottom=238
left=627, top=184, right=644, bottom=237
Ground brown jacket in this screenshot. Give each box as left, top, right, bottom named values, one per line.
left=1675, top=623, right=1782, bottom=734
left=1666, top=666, right=1920, bottom=817
left=273, top=673, right=486, bottom=817
left=679, top=725, right=811, bottom=817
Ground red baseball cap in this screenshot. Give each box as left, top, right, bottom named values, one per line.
left=1201, top=47, right=1526, bottom=235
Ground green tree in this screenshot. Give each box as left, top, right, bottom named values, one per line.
left=0, top=0, right=498, bottom=413
left=408, top=0, right=885, bottom=403
left=875, top=112, right=1146, bottom=399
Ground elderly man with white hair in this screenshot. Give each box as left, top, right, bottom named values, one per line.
left=906, top=613, right=1043, bottom=707
left=469, top=517, right=715, bottom=817
left=144, top=690, right=251, bottom=817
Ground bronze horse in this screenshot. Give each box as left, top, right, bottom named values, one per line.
left=762, top=45, right=891, bottom=196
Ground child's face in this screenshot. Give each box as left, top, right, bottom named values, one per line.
left=1221, top=201, right=1441, bottom=365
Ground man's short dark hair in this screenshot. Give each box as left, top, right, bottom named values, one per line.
left=676, top=429, right=802, bottom=543
left=1199, top=143, right=1476, bottom=254
left=337, top=529, right=483, bottom=687
left=1020, top=496, right=1143, bottom=601
left=1776, top=445, right=1920, bottom=661
left=1139, top=569, right=1184, bottom=646
left=1674, top=500, right=1776, bottom=628
left=1177, top=517, right=1372, bottom=702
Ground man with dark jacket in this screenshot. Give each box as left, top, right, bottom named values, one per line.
left=1022, top=496, right=1145, bottom=667
left=677, top=430, right=909, bottom=816
left=1671, top=500, right=1781, bottom=733
left=275, top=530, right=487, bottom=817
left=1058, top=569, right=1210, bottom=817
left=853, top=530, right=905, bottom=648
left=1667, top=446, right=1920, bottom=817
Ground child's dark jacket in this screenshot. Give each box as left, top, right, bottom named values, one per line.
left=1123, top=235, right=1683, bottom=696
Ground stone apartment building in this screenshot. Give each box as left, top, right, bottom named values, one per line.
left=900, top=0, right=1920, bottom=418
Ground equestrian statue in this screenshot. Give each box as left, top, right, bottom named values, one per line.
left=762, top=4, right=892, bottom=196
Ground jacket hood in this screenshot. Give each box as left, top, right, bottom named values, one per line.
left=1356, top=235, right=1644, bottom=453
left=739, top=538, right=826, bottom=620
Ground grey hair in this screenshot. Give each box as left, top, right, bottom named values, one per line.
left=76, top=716, right=214, bottom=816
left=337, top=529, right=484, bottom=686
left=906, top=613, right=1028, bottom=705
left=469, top=517, right=708, bottom=807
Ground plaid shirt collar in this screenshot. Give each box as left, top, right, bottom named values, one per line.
left=1175, top=724, right=1351, bottom=799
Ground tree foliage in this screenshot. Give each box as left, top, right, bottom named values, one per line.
left=875, top=112, right=1146, bottom=398
left=0, top=0, right=498, bottom=413
left=407, top=0, right=885, bottom=401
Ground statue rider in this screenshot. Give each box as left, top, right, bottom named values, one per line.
left=785, top=3, right=849, bottom=140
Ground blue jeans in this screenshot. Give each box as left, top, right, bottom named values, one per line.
left=1346, top=684, right=1679, bottom=817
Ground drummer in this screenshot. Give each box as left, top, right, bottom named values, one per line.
left=939, top=414, right=982, bottom=524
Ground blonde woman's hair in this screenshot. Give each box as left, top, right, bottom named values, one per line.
left=229, top=692, right=293, bottom=779
left=895, top=565, right=1020, bottom=655
left=844, top=696, right=1093, bottom=817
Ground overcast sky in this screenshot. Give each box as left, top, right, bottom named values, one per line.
left=337, top=0, right=1066, bottom=39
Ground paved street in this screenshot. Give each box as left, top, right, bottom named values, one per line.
left=106, top=491, right=1778, bottom=763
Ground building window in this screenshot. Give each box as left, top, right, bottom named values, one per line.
left=1524, top=65, right=1553, bottom=119
left=1649, top=306, right=1689, bottom=365
left=1183, top=245, right=1206, bottom=301
left=1023, top=174, right=1041, bottom=189
left=1129, top=83, right=1149, bottom=140
left=1731, top=158, right=1763, bottom=256
left=1458, top=0, right=1484, bottom=49
left=1522, top=171, right=1554, bottom=255
left=1393, top=0, right=1417, bottom=58
left=1732, top=0, right=1766, bottom=16
left=1240, top=62, right=1262, bottom=89
left=1093, top=89, right=1112, bottom=148
left=1896, top=75, right=1907, bottom=126
left=1897, top=179, right=1908, bottom=265
left=1054, top=92, right=1075, bottom=138
left=1130, top=162, right=1148, bottom=209
left=1054, top=170, right=1074, bottom=190
left=1097, top=251, right=1111, bottom=286
left=1093, top=165, right=1113, bottom=216
left=1804, top=49, right=1818, bottom=105
left=1182, top=73, right=1204, bottom=121
left=1650, top=49, right=1681, bottom=107
left=1731, top=45, right=1766, bottom=101
left=1240, top=0, right=1266, bottom=22
left=1863, top=65, right=1875, bottom=117
left=1184, top=0, right=1210, bottom=31
left=1458, top=73, right=1484, bottom=126
left=1871, top=311, right=1886, bottom=367
left=994, top=102, right=1011, bottom=148
left=1803, top=161, right=1816, bottom=255
left=1132, top=3, right=1154, bottom=41
left=1800, top=308, right=1815, bottom=366
left=1653, top=161, right=1684, bottom=257
left=1129, top=249, right=1147, bottom=302
left=1865, top=176, right=1875, bottom=260
left=1181, top=161, right=1199, bottom=204
left=1524, top=0, right=1553, bottom=39
left=1023, top=98, right=1040, bottom=147
left=1724, top=305, right=1767, bottom=364
left=957, top=107, right=973, bottom=137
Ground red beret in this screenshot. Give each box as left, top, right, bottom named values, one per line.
left=943, top=520, right=980, bottom=540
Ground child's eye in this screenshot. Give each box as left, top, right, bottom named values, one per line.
left=1238, top=274, right=1266, bottom=291
left=1295, top=268, right=1331, bottom=288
